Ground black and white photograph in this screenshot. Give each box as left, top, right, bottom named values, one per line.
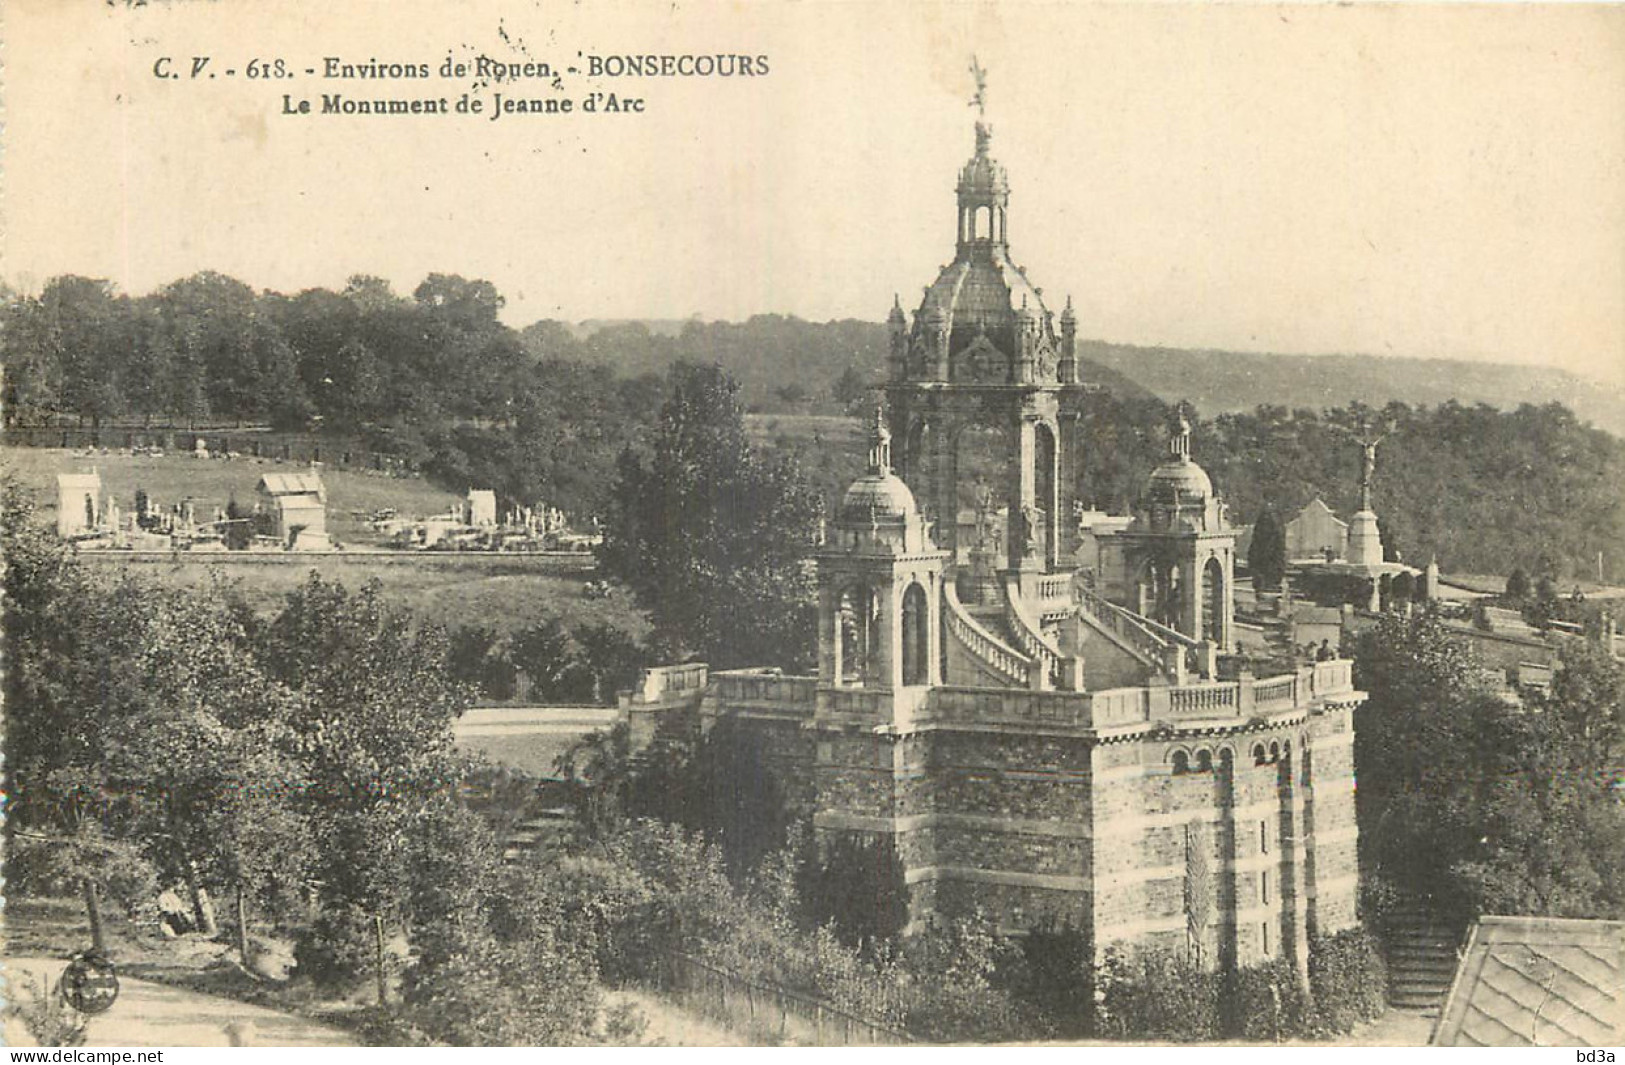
left=2, top=0, right=1623, bottom=1050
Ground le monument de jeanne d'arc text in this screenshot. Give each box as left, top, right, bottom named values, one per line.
left=620, top=99, right=1367, bottom=978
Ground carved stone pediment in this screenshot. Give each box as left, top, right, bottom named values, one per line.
left=957, top=334, right=1006, bottom=384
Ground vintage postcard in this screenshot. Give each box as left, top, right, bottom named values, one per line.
left=3, top=0, right=1623, bottom=1051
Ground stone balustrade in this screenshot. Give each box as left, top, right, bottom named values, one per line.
left=913, top=658, right=1358, bottom=732
left=712, top=670, right=817, bottom=707
left=1168, top=681, right=1239, bottom=716
left=1003, top=577, right=1067, bottom=690
left=944, top=583, right=1032, bottom=688
left=631, top=662, right=711, bottom=704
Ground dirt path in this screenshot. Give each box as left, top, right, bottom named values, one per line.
left=3, top=957, right=355, bottom=1048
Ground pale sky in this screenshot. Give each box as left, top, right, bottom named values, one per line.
left=5, top=1, right=1624, bottom=384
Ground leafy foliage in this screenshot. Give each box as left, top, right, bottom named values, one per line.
left=1353, top=613, right=1625, bottom=922
left=1305, top=928, right=1388, bottom=1037
left=598, top=363, right=822, bottom=671
left=1094, top=948, right=1223, bottom=1041
left=1247, top=508, right=1287, bottom=590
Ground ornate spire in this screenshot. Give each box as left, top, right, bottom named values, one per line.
left=868, top=401, right=893, bottom=474
left=1169, top=405, right=1193, bottom=461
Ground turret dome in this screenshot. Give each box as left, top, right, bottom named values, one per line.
left=840, top=472, right=919, bottom=525
left=1144, top=458, right=1214, bottom=505
left=1142, top=408, right=1216, bottom=510
left=838, top=405, right=919, bottom=525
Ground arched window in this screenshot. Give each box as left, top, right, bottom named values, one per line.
left=1196, top=749, right=1214, bottom=773
left=901, top=582, right=930, bottom=686
left=1172, top=750, right=1190, bottom=775
left=1033, top=424, right=1057, bottom=556
left=1253, top=743, right=1268, bottom=766
left=1269, top=741, right=1281, bottom=763
left=838, top=585, right=875, bottom=686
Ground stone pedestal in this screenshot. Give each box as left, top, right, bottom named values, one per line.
left=1346, top=510, right=1383, bottom=566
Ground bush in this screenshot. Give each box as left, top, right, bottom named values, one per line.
left=1094, top=948, right=1222, bottom=1041
left=293, top=908, right=380, bottom=992
left=1221, top=958, right=1308, bottom=1042
left=1018, top=920, right=1092, bottom=1038
left=1306, top=928, right=1388, bottom=1036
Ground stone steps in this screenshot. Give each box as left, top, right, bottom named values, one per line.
left=1385, top=909, right=1465, bottom=1014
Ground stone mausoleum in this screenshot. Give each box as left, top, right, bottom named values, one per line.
left=623, top=107, right=1364, bottom=977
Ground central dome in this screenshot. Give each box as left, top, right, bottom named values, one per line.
left=922, top=255, right=1049, bottom=330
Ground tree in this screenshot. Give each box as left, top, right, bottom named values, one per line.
left=1248, top=508, right=1287, bottom=592
left=1353, top=613, right=1625, bottom=922
left=598, top=363, right=822, bottom=671
left=511, top=617, right=593, bottom=703
left=258, top=575, right=471, bottom=966
left=1505, top=567, right=1531, bottom=601
left=1351, top=613, right=1497, bottom=918
left=830, top=364, right=871, bottom=414
left=774, top=382, right=809, bottom=408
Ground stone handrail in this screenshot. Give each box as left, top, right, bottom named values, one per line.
left=712, top=670, right=817, bottom=706
left=632, top=662, right=710, bottom=704
left=1075, top=585, right=1174, bottom=665
left=1168, top=681, right=1239, bottom=716
left=1004, top=577, right=1063, bottom=689
left=1036, top=572, right=1074, bottom=602
left=924, top=686, right=1100, bottom=728
left=944, top=582, right=1032, bottom=689
left=1311, top=658, right=1355, bottom=696
left=1252, top=673, right=1299, bottom=707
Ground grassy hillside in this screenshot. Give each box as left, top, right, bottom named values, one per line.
left=1078, top=340, right=1625, bottom=437
left=85, top=556, right=649, bottom=638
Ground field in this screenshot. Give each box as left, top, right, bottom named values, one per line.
left=1, top=446, right=463, bottom=546
left=80, top=555, right=649, bottom=637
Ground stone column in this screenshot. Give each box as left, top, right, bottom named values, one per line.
left=926, top=571, right=944, bottom=686
left=819, top=585, right=841, bottom=685
left=1056, top=412, right=1080, bottom=564
left=1279, top=751, right=1311, bottom=991
left=1007, top=416, right=1039, bottom=571
left=1044, top=420, right=1062, bottom=572
left=878, top=579, right=901, bottom=690
left=934, top=424, right=958, bottom=560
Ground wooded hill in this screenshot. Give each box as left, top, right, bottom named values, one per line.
left=1077, top=340, right=1625, bottom=440
left=4, top=273, right=1620, bottom=582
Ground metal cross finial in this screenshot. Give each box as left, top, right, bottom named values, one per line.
left=969, top=56, right=988, bottom=118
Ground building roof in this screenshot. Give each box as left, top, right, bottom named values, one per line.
left=258, top=472, right=324, bottom=499
left=1432, top=915, right=1625, bottom=1047
left=1290, top=497, right=1349, bottom=529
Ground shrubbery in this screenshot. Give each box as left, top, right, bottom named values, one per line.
left=1222, top=958, right=1308, bottom=1042
left=1306, top=928, right=1389, bottom=1036
left=1094, top=948, right=1222, bottom=1041
left=1093, top=930, right=1388, bottom=1043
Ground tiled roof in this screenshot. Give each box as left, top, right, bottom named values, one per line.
left=258, top=472, right=324, bottom=498
left=1432, top=916, right=1625, bottom=1046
